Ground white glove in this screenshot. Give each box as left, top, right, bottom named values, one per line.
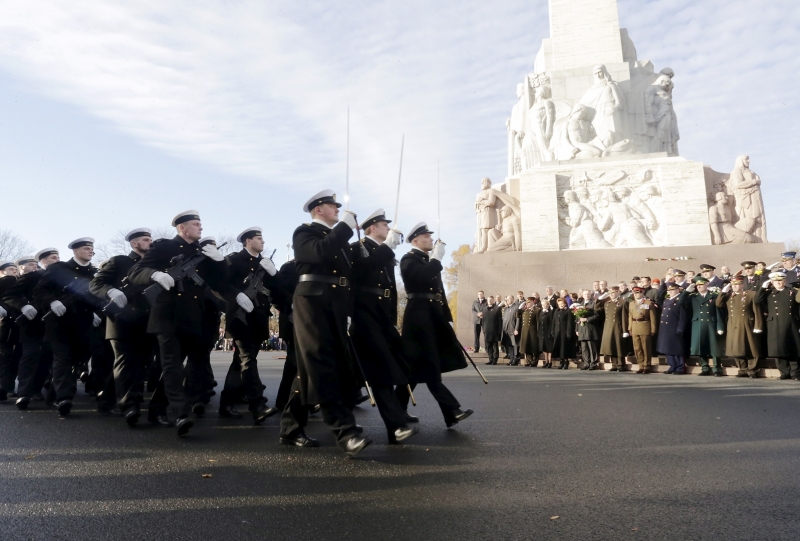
left=107, top=288, right=128, bottom=308
left=685, top=283, right=696, bottom=293
left=384, top=229, right=403, bottom=250
left=622, top=332, right=630, bottom=338
left=761, top=280, right=771, bottom=289
left=0, top=306, right=6, bottom=319
left=717, top=330, right=724, bottom=335
left=753, top=329, right=762, bottom=334
left=202, top=244, right=224, bottom=262
left=21, top=305, right=37, bottom=320
left=151, top=271, right=175, bottom=290
left=347, top=316, right=352, bottom=331
left=236, top=292, right=254, bottom=313
left=722, top=283, right=731, bottom=293
left=50, top=300, right=67, bottom=317
left=430, top=240, right=446, bottom=261
left=93, top=313, right=102, bottom=327
left=259, top=257, right=277, bottom=276
left=598, top=292, right=610, bottom=300
left=341, top=211, right=358, bottom=230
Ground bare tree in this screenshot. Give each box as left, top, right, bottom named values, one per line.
left=93, top=227, right=174, bottom=263
left=0, top=229, right=35, bottom=262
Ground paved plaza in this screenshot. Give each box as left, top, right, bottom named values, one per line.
left=2, top=351, right=800, bottom=540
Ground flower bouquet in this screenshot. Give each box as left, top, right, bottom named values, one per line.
left=571, top=305, right=590, bottom=325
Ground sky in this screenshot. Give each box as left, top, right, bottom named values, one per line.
left=0, top=0, right=798, bottom=264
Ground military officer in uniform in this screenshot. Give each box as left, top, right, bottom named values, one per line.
left=598, top=287, right=628, bottom=372
left=0, top=261, right=22, bottom=401
left=278, top=190, right=372, bottom=457
left=679, top=276, right=725, bottom=376
left=657, top=283, right=689, bottom=374
left=741, top=261, right=763, bottom=291
left=395, top=222, right=472, bottom=428
left=3, top=251, right=57, bottom=409
left=780, top=252, right=799, bottom=286
left=349, top=209, right=418, bottom=443
left=89, top=228, right=155, bottom=425
left=716, top=276, right=763, bottom=378
left=755, top=271, right=800, bottom=380
left=518, top=296, right=541, bottom=367
left=698, top=264, right=723, bottom=289
left=628, top=286, right=658, bottom=373
left=32, top=238, right=103, bottom=416
left=217, top=226, right=280, bottom=424
left=128, top=211, right=228, bottom=436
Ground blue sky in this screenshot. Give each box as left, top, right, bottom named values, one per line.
left=0, top=0, right=797, bottom=262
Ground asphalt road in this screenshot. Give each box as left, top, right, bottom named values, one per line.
left=2, top=351, right=800, bottom=541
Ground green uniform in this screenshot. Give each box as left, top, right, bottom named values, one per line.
left=678, top=289, right=725, bottom=374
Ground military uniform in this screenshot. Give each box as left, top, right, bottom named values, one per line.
left=716, top=287, right=763, bottom=377
left=755, top=281, right=800, bottom=379
left=0, top=267, right=21, bottom=399
left=518, top=302, right=541, bottom=366
left=599, top=295, right=628, bottom=371
left=628, top=293, right=658, bottom=372
left=656, top=292, right=690, bottom=373
left=678, top=286, right=724, bottom=375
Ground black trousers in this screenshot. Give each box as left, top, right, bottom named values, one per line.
left=0, top=338, right=22, bottom=393
left=16, top=328, right=52, bottom=399
left=580, top=340, right=599, bottom=366
left=110, top=336, right=154, bottom=412
left=50, top=335, right=91, bottom=402
left=486, top=340, right=499, bottom=364
left=372, top=384, right=408, bottom=432
left=395, top=380, right=460, bottom=424
left=279, top=377, right=358, bottom=446
left=220, top=338, right=267, bottom=410
left=473, top=323, right=483, bottom=351
left=776, top=357, right=799, bottom=378
left=156, top=333, right=208, bottom=419
left=275, top=340, right=297, bottom=410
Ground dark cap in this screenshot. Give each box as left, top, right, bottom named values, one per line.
left=781, top=252, right=797, bottom=260
left=699, top=263, right=716, bottom=272
left=693, top=276, right=709, bottom=284
left=740, top=261, right=756, bottom=268
left=673, top=269, right=685, bottom=276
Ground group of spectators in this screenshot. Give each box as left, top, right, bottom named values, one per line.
left=470, top=253, right=800, bottom=378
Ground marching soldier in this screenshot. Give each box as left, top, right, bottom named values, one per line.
left=679, top=276, right=725, bottom=376
left=628, top=286, right=658, bottom=373
left=217, top=226, right=280, bottom=424
left=32, top=238, right=102, bottom=416
left=518, top=296, right=541, bottom=367
left=278, top=190, right=372, bottom=457
left=127, top=211, right=228, bottom=436
left=394, top=222, right=473, bottom=428
left=196, top=236, right=227, bottom=413
left=3, top=251, right=57, bottom=409
left=657, top=283, right=689, bottom=374
left=89, top=228, right=156, bottom=425
left=0, top=261, right=21, bottom=401
left=598, top=286, right=628, bottom=372
left=716, top=276, right=763, bottom=378
left=755, top=271, right=800, bottom=380
left=741, top=261, right=763, bottom=291
left=349, top=209, right=418, bottom=443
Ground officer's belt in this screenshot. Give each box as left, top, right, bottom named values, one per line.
left=407, top=293, right=442, bottom=302
left=298, top=274, right=347, bottom=287
left=631, top=317, right=649, bottom=322
left=357, top=286, right=392, bottom=298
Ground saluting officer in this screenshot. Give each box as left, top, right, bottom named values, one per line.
left=32, top=238, right=102, bottom=416
left=679, top=276, right=725, bottom=376
left=755, top=271, right=800, bottom=380
left=278, top=189, right=372, bottom=457
left=3, top=251, right=57, bottom=409
left=395, top=222, right=472, bottom=428
left=780, top=252, right=799, bottom=286
left=0, top=261, right=21, bottom=401
left=89, top=228, right=155, bottom=426
left=598, top=286, right=628, bottom=372
left=217, top=226, right=280, bottom=424
left=349, top=209, right=418, bottom=443
left=716, top=276, right=763, bottom=378
left=628, top=286, right=658, bottom=373
left=128, top=211, right=227, bottom=436
left=657, top=283, right=689, bottom=374
left=740, top=261, right=763, bottom=291
left=518, top=296, right=542, bottom=367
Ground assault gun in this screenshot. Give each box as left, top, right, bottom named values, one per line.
left=143, top=242, right=227, bottom=308
left=234, top=249, right=275, bottom=324
left=41, top=279, right=102, bottom=322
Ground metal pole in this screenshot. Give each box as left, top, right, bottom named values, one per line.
left=345, top=106, right=350, bottom=211
left=392, top=134, right=404, bottom=224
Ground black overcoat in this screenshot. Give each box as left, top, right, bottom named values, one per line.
left=656, top=295, right=689, bottom=356
left=221, top=249, right=279, bottom=343
left=2, top=270, right=44, bottom=338
left=32, top=258, right=101, bottom=343
left=127, top=236, right=227, bottom=337
left=575, top=300, right=601, bottom=341
left=400, top=248, right=466, bottom=384
left=481, top=304, right=502, bottom=342
left=291, top=222, right=359, bottom=405
left=89, top=251, right=149, bottom=340
left=349, top=237, right=408, bottom=387
left=0, top=275, right=19, bottom=344
left=538, top=308, right=555, bottom=353
left=551, top=307, right=576, bottom=359
left=755, top=286, right=800, bottom=357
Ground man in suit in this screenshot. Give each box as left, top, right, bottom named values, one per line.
left=471, top=291, right=487, bottom=352
left=679, top=276, right=725, bottom=376
left=628, top=286, right=658, bottom=373
left=544, top=286, right=559, bottom=310
left=481, top=296, right=502, bottom=365
left=716, top=276, right=763, bottom=378
left=755, top=271, right=800, bottom=380
left=576, top=289, right=602, bottom=370
left=501, top=295, right=521, bottom=365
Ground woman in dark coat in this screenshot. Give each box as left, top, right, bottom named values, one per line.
left=551, top=297, right=577, bottom=369
left=538, top=298, right=555, bottom=368
left=517, top=297, right=541, bottom=366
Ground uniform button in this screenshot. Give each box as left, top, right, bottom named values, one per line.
left=194, top=296, right=197, bottom=299
left=332, top=285, right=336, bottom=288
left=333, top=270, right=337, bottom=274
left=178, top=293, right=181, bottom=296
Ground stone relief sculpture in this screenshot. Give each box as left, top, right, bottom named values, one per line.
left=487, top=205, right=522, bottom=252
left=474, top=177, right=498, bottom=253
left=507, top=83, right=534, bottom=174
left=646, top=75, right=680, bottom=155
left=708, top=191, right=759, bottom=244
left=578, top=65, right=626, bottom=149
left=729, top=155, right=767, bottom=242
left=595, top=189, right=653, bottom=247
left=561, top=190, right=610, bottom=249
left=527, top=73, right=555, bottom=165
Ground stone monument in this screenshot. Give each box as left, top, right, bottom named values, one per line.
left=458, top=0, right=781, bottom=343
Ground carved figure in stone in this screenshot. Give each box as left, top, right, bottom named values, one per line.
left=614, top=186, right=658, bottom=231
left=562, top=190, right=610, bottom=249
left=487, top=206, right=522, bottom=252
left=578, top=65, right=626, bottom=149
left=558, top=104, right=602, bottom=159
left=637, top=185, right=665, bottom=242
left=729, top=155, right=767, bottom=242
left=508, top=83, right=532, bottom=174
left=709, top=191, right=759, bottom=244
left=628, top=67, right=678, bottom=154
left=527, top=73, right=555, bottom=165
left=474, top=177, right=498, bottom=253
left=646, top=75, right=679, bottom=155
left=595, top=189, right=653, bottom=247
left=573, top=186, right=597, bottom=216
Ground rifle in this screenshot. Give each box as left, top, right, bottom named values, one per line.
left=41, top=279, right=102, bottom=322
left=235, top=249, right=276, bottom=324
left=444, top=320, right=489, bottom=384
left=143, top=242, right=227, bottom=308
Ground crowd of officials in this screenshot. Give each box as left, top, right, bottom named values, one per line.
left=472, top=256, right=800, bottom=378
left=0, top=189, right=473, bottom=458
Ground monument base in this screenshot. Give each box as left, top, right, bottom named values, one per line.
left=455, top=242, right=784, bottom=344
